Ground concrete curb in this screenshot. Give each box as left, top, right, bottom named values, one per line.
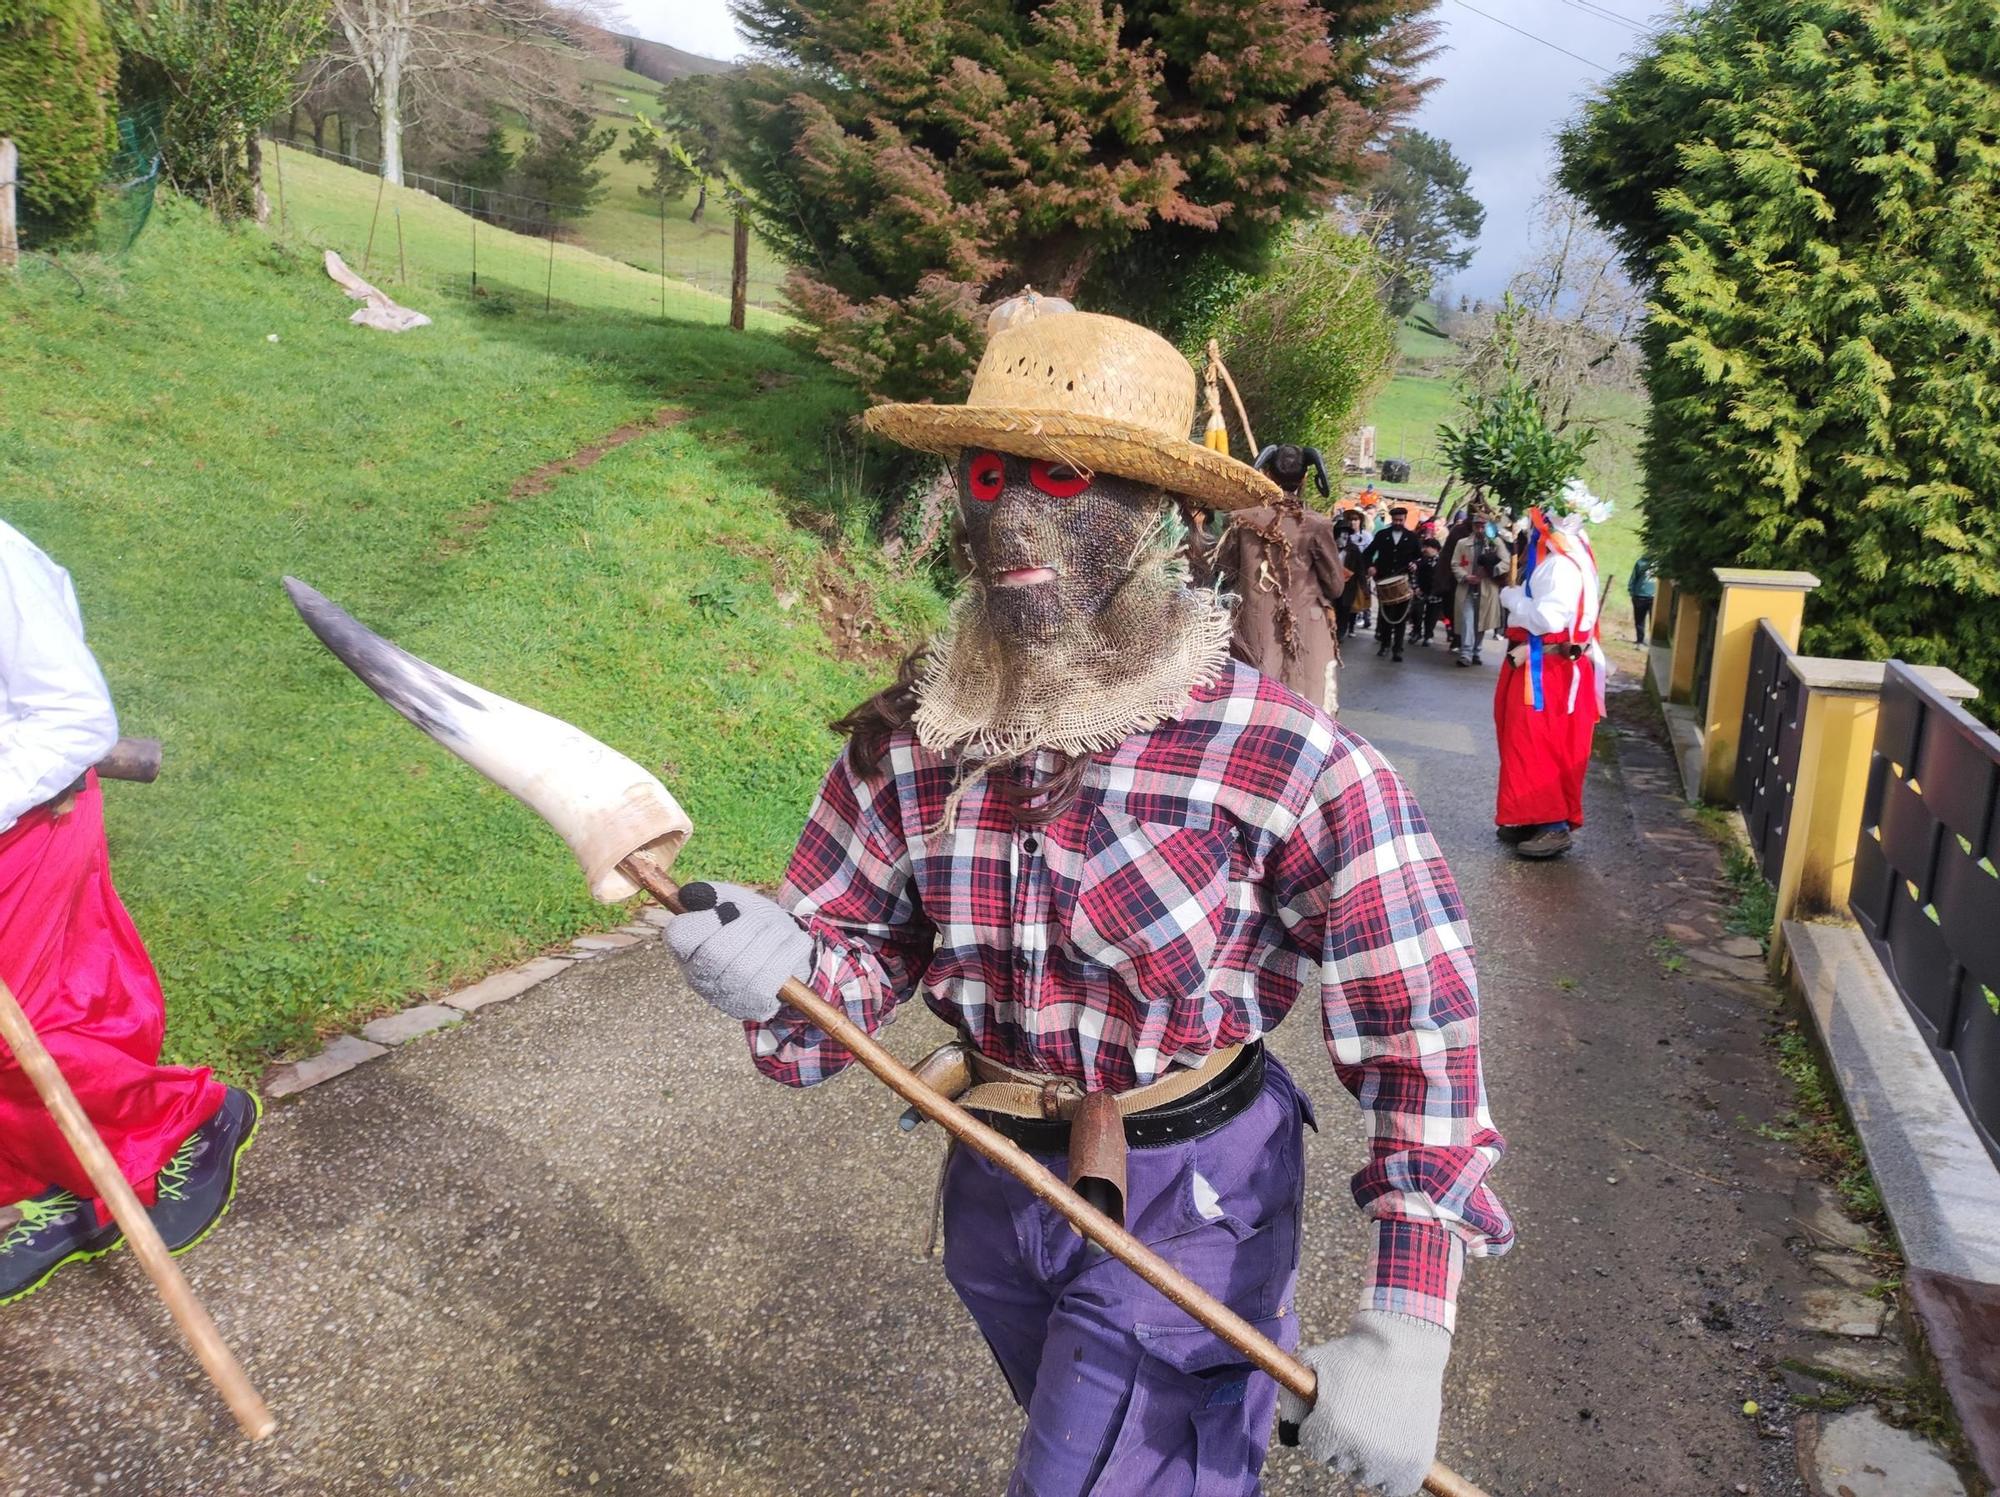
left=1785, top=917, right=2000, bottom=1488
left=262, top=905, right=672, bottom=1100
left=1783, top=919, right=2000, bottom=1285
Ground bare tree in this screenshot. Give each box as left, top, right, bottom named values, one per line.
left=319, top=0, right=616, bottom=183
left=1456, top=189, right=1647, bottom=430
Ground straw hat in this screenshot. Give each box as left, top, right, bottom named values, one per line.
left=862, top=307, right=1281, bottom=512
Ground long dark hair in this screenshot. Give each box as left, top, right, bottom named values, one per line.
left=831, top=649, right=1091, bottom=826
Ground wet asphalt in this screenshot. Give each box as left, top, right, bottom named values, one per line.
left=0, top=635, right=1827, bottom=1497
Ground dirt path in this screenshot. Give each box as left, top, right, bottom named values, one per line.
left=438, top=406, right=689, bottom=554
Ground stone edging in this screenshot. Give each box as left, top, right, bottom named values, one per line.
left=1783, top=919, right=2000, bottom=1285
left=261, top=907, right=670, bottom=1100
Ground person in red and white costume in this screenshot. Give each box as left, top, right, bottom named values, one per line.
left=1493, top=482, right=1612, bottom=860
left=0, top=517, right=260, bottom=1307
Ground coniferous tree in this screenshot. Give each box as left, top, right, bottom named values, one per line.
left=1559, top=0, right=2000, bottom=702
left=515, top=106, right=613, bottom=224
left=0, top=0, right=117, bottom=238
left=725, top=0, right=1440, bottom=401
left=1367, top=128, right=1483, bottom=316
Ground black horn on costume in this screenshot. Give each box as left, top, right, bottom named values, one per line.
left=1303, top=448, right=1332, bottom=498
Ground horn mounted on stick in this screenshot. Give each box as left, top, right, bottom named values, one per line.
left=280, top=578, right=1493, bottom=1497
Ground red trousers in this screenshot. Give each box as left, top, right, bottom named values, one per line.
left=1494, top=648, right=1599, bottom=829
left=0, top=774, right=221, bottom=1206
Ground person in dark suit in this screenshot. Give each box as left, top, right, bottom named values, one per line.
left=1363, top=505, right=1424, bottom=662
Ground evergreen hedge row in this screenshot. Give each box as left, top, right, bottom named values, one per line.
left=1559, top=0, right=2000, bottom=704
left=0, top=0, right=117, bottom=239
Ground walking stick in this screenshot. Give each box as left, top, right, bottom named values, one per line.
left=621, top=851, right=1486, bottom=1497
left=0, top=977, right=275, bottom=1440
left=282, top=578, right=1492, bottom=1497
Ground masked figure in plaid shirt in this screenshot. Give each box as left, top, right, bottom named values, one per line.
left=664, top=303, right=1512, bottom=1497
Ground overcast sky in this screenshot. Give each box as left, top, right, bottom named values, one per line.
left=613, top=0, right=1679, bottom=298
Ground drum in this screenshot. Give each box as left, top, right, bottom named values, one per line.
left=1375, top=573, right=1414, bottom=609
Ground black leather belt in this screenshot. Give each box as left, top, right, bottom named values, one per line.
left=972, top=1042, right=1267, bottom=1153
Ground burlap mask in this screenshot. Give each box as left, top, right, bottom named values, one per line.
left=912, top=449, right=1233, bottom=762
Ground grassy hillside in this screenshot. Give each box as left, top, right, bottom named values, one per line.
left=0, top=177, right=936, bottom=1079
left=564, top=73, right=791, bottom=307
left=273, top=147, right=786, bottom=330
left=612, top=33, right=736, bottom=84
left=1358, top=308, right=1651, bottom=633
left=580, top=57, right=668, bottom=122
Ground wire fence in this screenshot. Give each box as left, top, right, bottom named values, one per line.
left=265, top=132, right=787, bottom=320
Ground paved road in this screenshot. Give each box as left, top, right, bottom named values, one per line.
left=1, top=638, right=1832, bottom=1496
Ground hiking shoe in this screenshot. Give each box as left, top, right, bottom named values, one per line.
left=0, top=1187, right=123, bottom=1307
left=1516, top=825, right=1574, bottom=860
left=149, top=1087, right=262, bottom=1255
left=1494, top=824, right=1535, bottom=844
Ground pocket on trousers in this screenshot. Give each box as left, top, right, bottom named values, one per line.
left=1079, top=1319, right=1288, bottom=1497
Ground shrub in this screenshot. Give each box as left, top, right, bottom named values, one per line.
left=1558, top=0, right=2000, bottom=705
left=0, top=0, right=118, bottom=239
left=1205, top=223, right=1398, bottom=459
left=108, top=0, right=326, bottom=219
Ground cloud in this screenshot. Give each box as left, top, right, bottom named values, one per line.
left=1413, top=0, right=1678, bottom=298
left=612, top=0, right=746, bottom=60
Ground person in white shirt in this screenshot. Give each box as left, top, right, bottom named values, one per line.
left=1490, top=483, right=1611, bottom=860
left=0, top=518, right=260, bottom=1307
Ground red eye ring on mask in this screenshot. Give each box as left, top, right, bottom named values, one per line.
left=1029, top=459, right=1091, bottom=498
left=967, top=451, right=1005, bottom=503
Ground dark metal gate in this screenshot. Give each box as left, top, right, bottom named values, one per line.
left=1850, top=663, right=2000, bottom=1165
left=1734, top=620, right=1806, bottom=881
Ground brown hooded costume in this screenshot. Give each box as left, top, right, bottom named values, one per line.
left=1216, top=446, right=1347, bottom=712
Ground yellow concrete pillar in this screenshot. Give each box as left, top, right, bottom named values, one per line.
left=1652, top=577, right=1676, bottom=647
left=1666, top=589, right=1705, bottom=705
left=1699, top=568, right=1818, bottom=804
left=1768, top=660, right=1977, bottom=967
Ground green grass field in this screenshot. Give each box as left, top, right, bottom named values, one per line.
left=270, top=147, right=786, bottom=331
left=1, top=169, right=937, bottom=1079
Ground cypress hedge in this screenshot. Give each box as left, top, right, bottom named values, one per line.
left=0, top=0, right=117, bottom=239
left=1559, top=0, right=2000, bottom=702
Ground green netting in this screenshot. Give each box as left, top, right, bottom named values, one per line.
left=96, top=100, right=164, bottom=255
left=15, top=100, right=163, bottom=257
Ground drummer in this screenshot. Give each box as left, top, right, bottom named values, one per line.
left=1363, top=505, right=1424, bottom=663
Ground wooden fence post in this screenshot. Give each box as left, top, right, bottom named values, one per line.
left=730, top=213, right=749, bottom=331
left=1, top=139, right=19, bottom=272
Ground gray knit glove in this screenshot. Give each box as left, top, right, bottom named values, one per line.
left=661, top=882, right=810, bottom=1024
left=1277, top=1311, right=1451, bottom=1495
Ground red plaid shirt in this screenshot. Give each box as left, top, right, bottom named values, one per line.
left=755, top=659, right=1512, bottom=1327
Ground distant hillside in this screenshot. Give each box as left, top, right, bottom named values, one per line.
left=608, top=32, right=736, bottom=84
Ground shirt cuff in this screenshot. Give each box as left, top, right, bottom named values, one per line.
left=1358, top=1218, right=1468, bottom=1333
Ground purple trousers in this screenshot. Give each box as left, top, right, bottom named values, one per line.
left=942, top=1054, right=1311, bottom=1497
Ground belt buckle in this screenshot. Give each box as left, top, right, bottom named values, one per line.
left=1039, top=1080, right=1069, bottom=1121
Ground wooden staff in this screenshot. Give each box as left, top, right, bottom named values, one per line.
left=0, top=977, right=274, bottom=1440
left=280, top=575, right=1496, bottom=1497
left=1205, top=338, right=1258, bottom=456
left=619, top=848, right=1488, bottom=1497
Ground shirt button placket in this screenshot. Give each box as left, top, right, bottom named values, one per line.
left=1012, top=760, right=1046, bottom=989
